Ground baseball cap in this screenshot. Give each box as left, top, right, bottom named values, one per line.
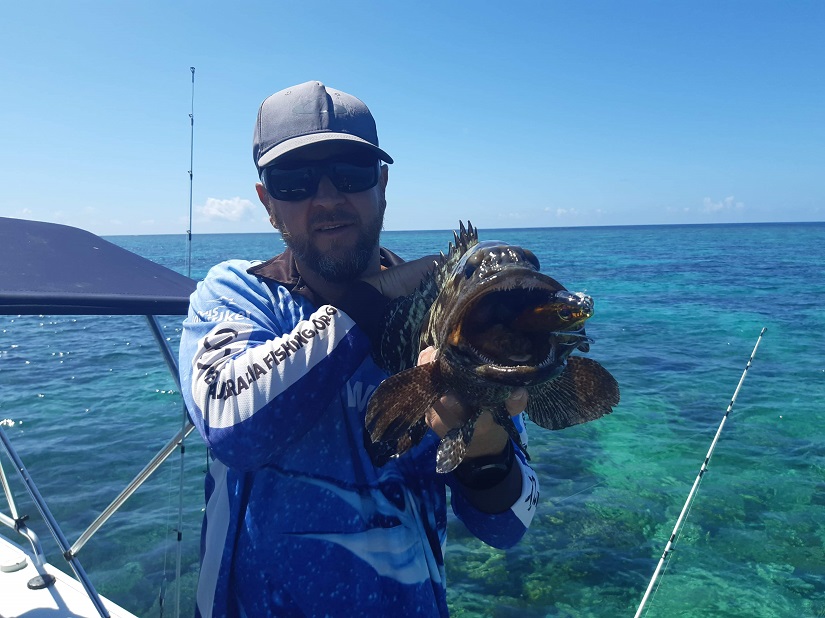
left=253, top=81, right=393, bottom=170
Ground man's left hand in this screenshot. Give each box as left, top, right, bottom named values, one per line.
left=418, top=346, right=527, bottom=460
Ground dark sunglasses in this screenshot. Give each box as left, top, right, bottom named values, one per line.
left=261, top=154, right=381, bottom=202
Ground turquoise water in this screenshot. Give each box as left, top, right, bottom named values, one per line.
left=1, top=223, right=823, bottom=617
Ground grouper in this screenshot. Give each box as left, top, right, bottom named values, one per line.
left=365, top=222, right=620, bottom=473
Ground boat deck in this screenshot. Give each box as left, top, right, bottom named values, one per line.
left=0, top=534, right=138, bottom=617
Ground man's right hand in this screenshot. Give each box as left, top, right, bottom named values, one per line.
left=361, top=255, right=438, bottom=299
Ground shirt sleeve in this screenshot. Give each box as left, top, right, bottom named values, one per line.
left=446, top=441, right=540, bottom=549
left=178, top=260, right=371, bottom=470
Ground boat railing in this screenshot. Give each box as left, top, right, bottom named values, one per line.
left=0, top=216, right=199, bottom=617
left=0, top=314, right=194, bottom=618
left=0, top=458, right=48, bottom=569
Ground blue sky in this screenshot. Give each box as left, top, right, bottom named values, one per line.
left=1, top=1, right=823, bottom=235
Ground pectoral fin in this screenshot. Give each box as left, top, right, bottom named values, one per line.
left=526, top=356, right=620, bottom=430
left=365, top=362, right=442, bottom=466
left=435, top=409, right=482, bottom=473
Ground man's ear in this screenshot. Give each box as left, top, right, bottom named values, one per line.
left=256, top=183, right=280, bottom=229
left=378, top=165, right=389, bottom=216
left=380, top=164, right=389, bottom=190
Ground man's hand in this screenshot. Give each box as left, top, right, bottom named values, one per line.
left=418, top=346, right=528, bottom=460
left=361, top=255, right=438, bottom=299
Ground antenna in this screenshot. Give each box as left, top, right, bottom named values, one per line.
left=186, top=66, right=196, bottom=278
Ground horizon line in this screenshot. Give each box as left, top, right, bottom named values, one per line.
left=100, top=219, right=825, bottom=238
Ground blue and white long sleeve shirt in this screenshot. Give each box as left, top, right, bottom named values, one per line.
left=178, top=249, right=539, bottom=617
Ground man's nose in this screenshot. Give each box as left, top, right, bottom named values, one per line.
left=312, top=174, right=343, bottom=205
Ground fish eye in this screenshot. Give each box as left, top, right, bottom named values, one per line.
left=522, top=249, right=540, bottom=270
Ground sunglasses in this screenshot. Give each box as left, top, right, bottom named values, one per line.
left=261, top=153, right=381, bottom=202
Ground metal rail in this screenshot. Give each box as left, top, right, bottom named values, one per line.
left=1, top=313, right=196, bottom=617
left=0, top=424, right=111, bottom=617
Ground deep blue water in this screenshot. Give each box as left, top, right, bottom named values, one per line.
left=1, top=222, right=823, bottom=617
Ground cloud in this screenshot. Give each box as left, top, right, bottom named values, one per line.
left=702, top=196, right=744, bottom=213
left=198, top=197, right=257, bottom=221
left=549, top=207, right=581, bottom=218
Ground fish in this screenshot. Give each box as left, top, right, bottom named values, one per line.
left=365, top=221, right=620, bottom=473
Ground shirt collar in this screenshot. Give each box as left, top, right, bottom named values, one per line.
left=246, top=246, right=405, bottom=304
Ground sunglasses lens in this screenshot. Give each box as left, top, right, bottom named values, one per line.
left=263, top=166, right=319, bottom=202
left=262, top=153, right=380, bottom=201
left=328, top=161, right=379, bottom=193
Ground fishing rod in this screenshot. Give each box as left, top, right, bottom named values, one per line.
left=633, top=326, right=767, bottom=618
left=165, top=65, right=196, bottom=618
left=186, top=66, right=196, bottom=278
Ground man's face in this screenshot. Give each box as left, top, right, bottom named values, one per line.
left=257, top=151, right=388, bottom=283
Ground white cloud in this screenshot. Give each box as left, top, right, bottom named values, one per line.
left=198, top=197, right=256, bottom=221
left=552, top=207, right=581, bottom=218
left=703, top=196, right=744, bottom=213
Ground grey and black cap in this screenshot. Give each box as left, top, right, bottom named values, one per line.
left=253, top=81, right=393, bottom=171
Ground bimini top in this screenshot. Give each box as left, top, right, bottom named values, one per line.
left=0, top=217, right=197, bottom=316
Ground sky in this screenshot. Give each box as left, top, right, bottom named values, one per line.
left=1, top=1, right=823, bottom=236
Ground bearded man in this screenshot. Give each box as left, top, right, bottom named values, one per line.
left=179, top=81, right=538, bottom=618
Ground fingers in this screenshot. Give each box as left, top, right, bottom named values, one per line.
left=425, top=391, right=463, bottom=438
left=419, top=346, right=528, bottom=457
left=404, top=254, right=439, bottom=280
left=362, top=254, right=439, bottom=299
left=417, top=346, right=437, bottom=366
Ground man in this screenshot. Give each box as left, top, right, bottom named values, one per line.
left=179, top=81, right=539, bottom=617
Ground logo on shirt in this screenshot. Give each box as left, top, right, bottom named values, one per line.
left=198, top=307, right=339, bottom=401
left=196, top=296, right=251, bottom=323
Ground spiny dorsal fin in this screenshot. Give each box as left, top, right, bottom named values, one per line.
left=435, top=221, right=479, bottom=288
left=374, top=221, right=480, bottom=374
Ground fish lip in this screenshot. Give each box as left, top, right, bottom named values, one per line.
left=449, top=267, right=567, bottom=320
left=477, top=267, right=564, bottom=291
left=475, top=360, right=566, bottom=386
left=455, top=268, right=566, bottom=305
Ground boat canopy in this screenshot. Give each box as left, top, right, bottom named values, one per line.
left=0, top=217, right=196, bottom=316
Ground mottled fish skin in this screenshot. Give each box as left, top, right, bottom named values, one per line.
left=435, top=409, right=482, bottom=474
left=365, top=221, right=620, bottom=471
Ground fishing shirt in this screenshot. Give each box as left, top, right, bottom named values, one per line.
left=178, top=249, right=540, bottom=618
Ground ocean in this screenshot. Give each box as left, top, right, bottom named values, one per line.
left=1, top=222, right=823, bottom=617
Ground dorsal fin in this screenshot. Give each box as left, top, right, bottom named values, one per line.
left=374, top=221, right=480, bottom=374
left=435, top=221, right=478, bottom=288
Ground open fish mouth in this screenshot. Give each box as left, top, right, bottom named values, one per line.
left=448, top=276, right=593, bottom=380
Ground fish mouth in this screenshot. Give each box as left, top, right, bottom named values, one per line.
left=447, top=272, right=593, bottom=385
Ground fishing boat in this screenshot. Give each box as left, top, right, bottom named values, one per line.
left=0, top=216, right=197, bottom=617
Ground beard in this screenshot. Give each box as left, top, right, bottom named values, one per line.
left=279, top=208, right=384, bottom=283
